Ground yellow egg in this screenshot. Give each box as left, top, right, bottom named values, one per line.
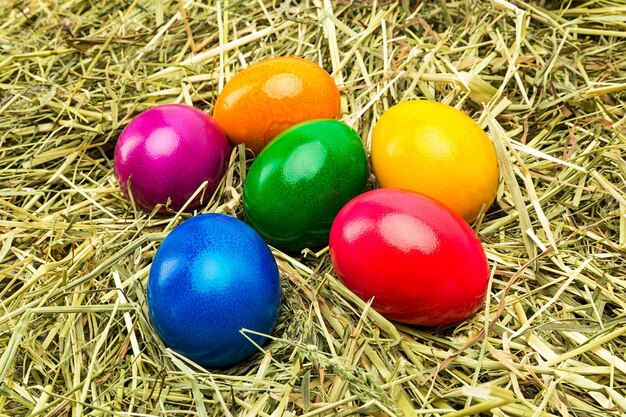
left=371, top=100, right=499, bottom=222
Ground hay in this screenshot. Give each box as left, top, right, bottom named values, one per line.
left=1, top=0, right=626, bottom=415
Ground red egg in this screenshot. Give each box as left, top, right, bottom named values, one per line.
left=329, top=189, right=490, bottom=326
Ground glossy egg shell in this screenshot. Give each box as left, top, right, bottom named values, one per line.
left=214, top=57, right=341, bottom=155
left=371, top=100, right=499, bottom=222
left=243, top=119, right=368, bottom=252
left=147, top=213, right=281, bottom=368
left=114, top=104, right=230, bottom=213
left=329, top=188, right=490, bottom=326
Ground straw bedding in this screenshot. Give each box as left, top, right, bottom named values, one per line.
left=1, top=1, right=625, bottom=415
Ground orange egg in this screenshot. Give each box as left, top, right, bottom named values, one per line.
left=214, top=57, right=341, bottom=155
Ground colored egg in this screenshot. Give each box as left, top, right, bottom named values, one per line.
left=329, top=189, right=490, bottom=326
left=147, top=213, right=281, bottom=368
left=214, top=57, right=341, bottom=155
left=243, top=119, right=368, bottom=252
left=114, top=104, right=230, bottom=213
left=371, top=100, right=499, bottom=222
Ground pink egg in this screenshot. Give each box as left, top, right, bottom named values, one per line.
left=114, top=104, right=230, bottom=213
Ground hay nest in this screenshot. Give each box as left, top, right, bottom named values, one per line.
left=1, top=0, right=625, bottom=415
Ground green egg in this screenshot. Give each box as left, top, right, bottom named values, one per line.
left=243, top=119, right=368, bottom=252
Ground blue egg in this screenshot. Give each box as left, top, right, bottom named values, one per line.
left=147, top=213, right=281, bottom=368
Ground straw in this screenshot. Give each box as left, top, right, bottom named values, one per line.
left=1, top=0, right=625, bottom=415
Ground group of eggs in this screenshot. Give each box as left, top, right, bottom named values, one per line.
left=113, top=57, right=500, bottom=368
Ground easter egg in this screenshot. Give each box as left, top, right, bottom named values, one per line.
left=147, top=213, right=281, bottom=368
left=371, top=100, right=499, bottom=222
left=114, top=104, right=230, bottom=213
left=214, top=57, right=341, bottom=155
left=329, top=189, right=490, bottom=326
left=243, top=119, right=367, bottom=252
